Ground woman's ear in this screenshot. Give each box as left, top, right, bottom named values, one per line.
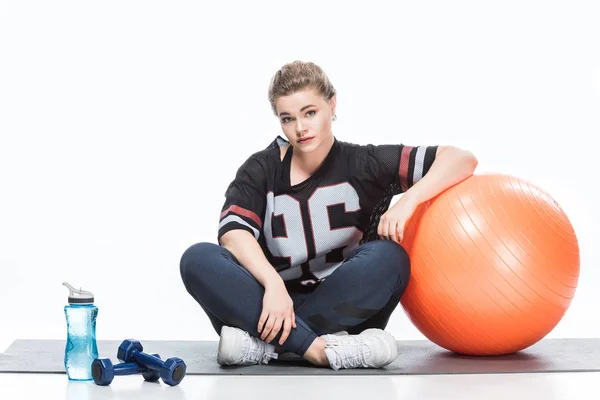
left=329, top=94, right=337, bottom=115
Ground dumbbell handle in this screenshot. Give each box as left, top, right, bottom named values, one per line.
left=109, top=353, right=160, bottom=376
left=113, top=361, right=148, bottom=376
left=132, top=351, right=164, bottom=370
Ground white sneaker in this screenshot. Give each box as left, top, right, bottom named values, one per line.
left=217, top=326, right=279, bottom=366
left=321, top=328, right=398, bottom=370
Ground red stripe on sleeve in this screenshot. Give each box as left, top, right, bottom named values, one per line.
left=399, top=145, right=413, bottom=192
left=220, top=205, right=263, bottom=229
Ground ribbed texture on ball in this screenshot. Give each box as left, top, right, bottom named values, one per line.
left=400, top=174, right=580, bottom=355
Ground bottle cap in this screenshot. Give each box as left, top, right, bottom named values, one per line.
left=62, top=282, right=94, bottom=304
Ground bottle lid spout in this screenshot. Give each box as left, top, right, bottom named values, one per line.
left=63, top=282, right=94, bottom=304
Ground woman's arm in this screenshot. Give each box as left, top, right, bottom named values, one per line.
left=220, top=229, right=297, bottom=343
left=220, top=230, right=285, bottom=290
left=402, top=145, right=478, bottom=204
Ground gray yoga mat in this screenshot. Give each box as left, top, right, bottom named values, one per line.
left=1, top=338, right=599, bottom=375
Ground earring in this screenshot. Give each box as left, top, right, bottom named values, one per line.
left=332, top=115, right=337, bottom=122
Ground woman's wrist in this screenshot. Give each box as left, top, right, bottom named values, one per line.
left=262, top=271, right=285, bottom=290
left=398, top=189, right=423, bottom=208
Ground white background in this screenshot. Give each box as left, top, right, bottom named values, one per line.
left=1, top=0, right=599, bottom=353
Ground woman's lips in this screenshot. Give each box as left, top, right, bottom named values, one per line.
left=297, top=137, right=314, bottom=144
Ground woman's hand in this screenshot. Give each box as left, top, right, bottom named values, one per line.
left=377, top=193, right=420, bottom=243
left=258, top=280, right=297, bottom=346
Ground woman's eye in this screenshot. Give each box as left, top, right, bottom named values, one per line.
left=281, top=111, right=314, bottom=123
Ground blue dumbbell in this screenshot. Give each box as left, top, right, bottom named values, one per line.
left=117, top=339, right=186, bottom=386
left=91, top=354, right=161, bottom=386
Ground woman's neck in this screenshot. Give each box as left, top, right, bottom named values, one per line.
left=292, top=134, right=335, bottom=176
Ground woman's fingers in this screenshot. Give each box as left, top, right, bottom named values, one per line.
left=390, top=220, right=400, bottom=242
left=260, top=314, right=276, bottom=341
left=387, top=219, right=396, bottom=240
left=379, top=214, right=402, bottom=241
left=380, top=218, right=394, bottom=240
left=265, top=316, right=283, bottom=344
left=279, top=316, right=293, bottom=345
left=378, top=218, right=387, bottom=239
left=395, top=221, right=404, bottom=243
left=257, top=309, right=269, bottom=334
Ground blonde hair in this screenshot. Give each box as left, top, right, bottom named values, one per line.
left=268, top=60, right=336, bottom=116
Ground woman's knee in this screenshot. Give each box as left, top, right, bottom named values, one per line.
left=360, top=240, right=411, bottom=287
left=179, top=242, right=224, bottom=285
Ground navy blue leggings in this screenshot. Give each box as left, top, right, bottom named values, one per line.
left=179, top=240, right=410, bottom=357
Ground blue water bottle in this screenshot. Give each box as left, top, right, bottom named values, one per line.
left=63, top=282, right=98, bottom=381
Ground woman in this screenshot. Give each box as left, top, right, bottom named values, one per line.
left=180, top=61, right=478, bottom=370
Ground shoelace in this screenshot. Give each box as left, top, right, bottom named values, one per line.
left=242, top=335, right=279, bottom=365
left=324, top=334, right=370, bottom=369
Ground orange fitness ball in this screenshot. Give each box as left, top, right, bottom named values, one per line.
left=399, top=174, right=580, bottom=356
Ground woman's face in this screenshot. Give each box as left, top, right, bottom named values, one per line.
left=275, top=88, right=336, bottom=154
